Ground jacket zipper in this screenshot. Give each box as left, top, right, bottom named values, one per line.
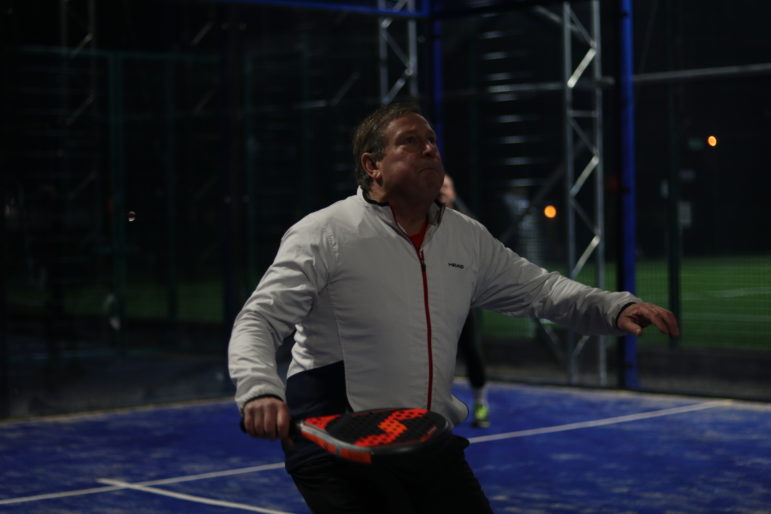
left=418, top=249, right=433, bottom=410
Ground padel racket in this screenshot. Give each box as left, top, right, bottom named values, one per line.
left=241, top=407, right=451, bottom=464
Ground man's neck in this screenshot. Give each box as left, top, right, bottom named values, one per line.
left=391, top=203, right=428, bottom=236
left=368, top=188, right=431, bottom=236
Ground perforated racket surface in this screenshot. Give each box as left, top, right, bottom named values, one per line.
left=298, top=408, right=451, bottom=464
left=240, top=407, right=451, bottom=464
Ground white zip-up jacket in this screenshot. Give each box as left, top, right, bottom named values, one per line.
left=229, top=188, right=639, bottom=428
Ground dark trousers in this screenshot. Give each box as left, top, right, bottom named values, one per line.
left=288, top=436, right=493, bottom=514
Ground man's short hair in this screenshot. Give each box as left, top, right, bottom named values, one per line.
left=352, top=102, right=423, bottom=191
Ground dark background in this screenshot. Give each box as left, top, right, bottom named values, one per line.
left=2, top=0, right=770, bottom=419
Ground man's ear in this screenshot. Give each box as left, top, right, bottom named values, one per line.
left=361, top=153, right=380, bottom=181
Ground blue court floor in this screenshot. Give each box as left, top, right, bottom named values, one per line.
left=1, top=381, right=769, bottom=513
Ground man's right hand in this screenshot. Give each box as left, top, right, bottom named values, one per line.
left=242, top=396, right=292, bottom=444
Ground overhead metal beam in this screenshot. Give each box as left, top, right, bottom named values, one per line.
left=213, top=0, right=430, bottom=18
left=632, top=62, right=771, bottom=84
left=378, top=0, right=420, bottom=104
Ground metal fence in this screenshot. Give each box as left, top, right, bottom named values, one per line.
left=3, top=2, right=770, bottom=419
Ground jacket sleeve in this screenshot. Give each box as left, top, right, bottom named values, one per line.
left=228, top=218, right=335, bottom=411
left=471, top=225, right=640, bottom=335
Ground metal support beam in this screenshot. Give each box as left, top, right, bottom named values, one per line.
left=215, top=0, right=427, bottom=18
left=559, top=0, right=606, bottom=385
left=60, top=0, right=97, bottom=126
left=378, top=0, right=419, bottom=105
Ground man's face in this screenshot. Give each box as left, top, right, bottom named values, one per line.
left=368, top=112, right=445, bottom=203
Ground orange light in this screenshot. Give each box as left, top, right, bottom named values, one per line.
left=544, top=205, right=557, bottom=219
left=707, top=135, right=718, bottom=147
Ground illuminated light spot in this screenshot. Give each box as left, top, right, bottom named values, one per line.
left=544, top=205, right=557, bottom=219
left=707, top=135, right=718, bottom=147
left=127, top=211, right=137, bottom=222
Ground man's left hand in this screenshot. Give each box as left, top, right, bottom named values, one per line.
left=617, top=302, right=680, bottom=338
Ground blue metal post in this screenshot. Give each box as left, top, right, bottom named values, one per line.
left=619, top=0, right=638, bottom=388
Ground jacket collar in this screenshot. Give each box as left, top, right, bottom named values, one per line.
left=358, top=187, right=445, bottom=226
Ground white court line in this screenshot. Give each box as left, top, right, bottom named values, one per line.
left=97, top=479, right=293, bottom=514
left=468, top=400, right=729, bottom=444
left=0, top=485, right=124, bottom=506
left=0, top=401, right=729, bottom=507
left=0, top=462, right=284, bottom=506
left=135, top=461, right=285, bottom=487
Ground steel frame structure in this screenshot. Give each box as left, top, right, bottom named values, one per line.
left=60, top=0, right=98, bottom=112
left=454, top=1, right=609, bottom=385
left=558, top=0, right=607, bottom=384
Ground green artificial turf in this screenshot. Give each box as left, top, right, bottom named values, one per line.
left=481, top=255, right=771, bottom=351
left=9, top=255, right=770, bottom=351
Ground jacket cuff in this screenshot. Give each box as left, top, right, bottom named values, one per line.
left=236, top=383, right=286, bottom=412
left=614, top=301, right=638, bottom=329
left=240, top=394, right=285, bottom=413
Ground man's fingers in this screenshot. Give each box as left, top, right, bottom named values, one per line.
left=619, top=302, right=680, bottom=337
left=261, top=402, right=281, bottom=440
left=243, top=408, right=264, bottom=438
left=666, top=309, right=681, bottom=337
left=643, top=303, right=680, bottom=337
left=242, top=397, right=290, bottom=440
left=652, top=310, right=679, bottom=337
left=276, top=407, right=293, bottom=446
left=276, top=404, right=291, bottom=440
left=618, top=317, right=643, bottom=336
